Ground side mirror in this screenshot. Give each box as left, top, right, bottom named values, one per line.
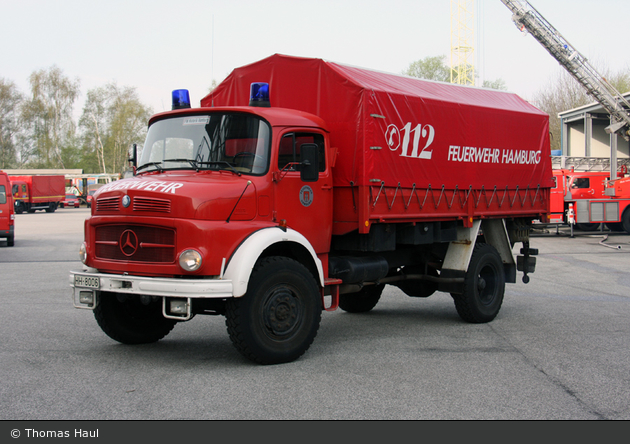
left=129, top=144, right=138, bottom=168
left=300, top=144, right=319, bottom=182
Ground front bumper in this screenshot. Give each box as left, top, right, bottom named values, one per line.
left=70, top=269, right=234, bottom=319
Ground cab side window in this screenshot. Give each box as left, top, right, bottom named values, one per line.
left=278, top=133, right=325, bottom=172
left=573, top=178, right=589, bottom=189
left=0, top=185, right=6, bottom=204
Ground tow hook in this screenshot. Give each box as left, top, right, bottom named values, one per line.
left=517, top=242, right=538, bottom=284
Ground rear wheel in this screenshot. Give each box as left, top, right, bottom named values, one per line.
left=607, top=222, right=624, bottom=232
left=94, top=292, right=176, bottom=344
left=452, top=243, right=505, bottom=323
left=7, top=234, right=14, bottom=247
left=576, top=223, right=600, bottom=231
left=225, top=256, right=322, bottom=364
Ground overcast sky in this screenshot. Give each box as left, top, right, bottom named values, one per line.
left=2, top=0, right=628, bottom=116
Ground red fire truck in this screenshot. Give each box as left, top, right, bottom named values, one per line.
left=70, top=54, right=552, bottom=364
left=10, top=174, right=65, bottom=214
left=549, top=169, right=625, bottom=231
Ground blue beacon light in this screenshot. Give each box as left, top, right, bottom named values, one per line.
left=172, top=89, right=191, bottom=110
left=249, top=82, right=270, bottom=107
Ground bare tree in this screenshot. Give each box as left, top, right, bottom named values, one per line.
left=532, top=67, right=630, bottom=152
left=80, top=82, right=152, bottom=174
left=20, top=66, right=80, bottom=168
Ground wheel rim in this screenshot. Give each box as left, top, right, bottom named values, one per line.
left=477, top=263, right=499, bottom=306
left=262, top=287, right=302, bottom=338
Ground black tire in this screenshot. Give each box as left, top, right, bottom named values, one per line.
left=94, top=292, right=176, bottom=344
left=576, top=223, right=600, bottom=231
left=607, top=222, right=624, bottom=232
left=452, top=243, right=505, bottom=323
left=7, top=235, right=14, bottom=247
left=225, top=256, right=322, bottom=365
left=14, top=202, right=23, bottom=214
left=338, top=284, right=384, bottom=313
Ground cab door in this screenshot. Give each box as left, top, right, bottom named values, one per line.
left=273, top=131, right=333, bottom=253
left=570, top=177, right=594, bottom=200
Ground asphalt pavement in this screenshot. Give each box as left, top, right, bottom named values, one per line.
left=1, top=209, right=629, bottom=420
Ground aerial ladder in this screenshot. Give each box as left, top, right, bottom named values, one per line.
left=500, top=0, right=630, bottom=144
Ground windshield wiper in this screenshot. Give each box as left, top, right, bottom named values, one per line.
left=163, top=158, right=199, bottom=169
left=198, top=161, right=241, bottom=176
left=136, top=161, right=163, bottom=173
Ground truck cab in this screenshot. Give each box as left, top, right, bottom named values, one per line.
left=568, top=172, right=612, bottom=200
left=72, top=89, right=334, bottom=364
left=81, top=104, right=332, bottom=281
left=12, top=181, right=28, bottom=214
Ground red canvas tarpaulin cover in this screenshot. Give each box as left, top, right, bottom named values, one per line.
left=202, top=54, right=552, bottom=228
left=202, top=54, right=551, bottom=189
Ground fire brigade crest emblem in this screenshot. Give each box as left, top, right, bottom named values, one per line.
left=299, top=185, right=313, bottom=207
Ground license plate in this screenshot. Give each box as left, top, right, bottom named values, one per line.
left=74, top=274, right=100, bottom=289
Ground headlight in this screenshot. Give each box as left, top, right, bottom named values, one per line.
left=179, top=249, right=202, bottom=272
left=79, top=242, right=87, bottom=264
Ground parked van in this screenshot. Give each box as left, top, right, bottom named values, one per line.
left=0, top=171, right=15, bottom=246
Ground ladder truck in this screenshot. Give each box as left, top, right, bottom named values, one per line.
left=501, top=0, right=630, bottom=233
left=501, top=0, right=630, bottom=139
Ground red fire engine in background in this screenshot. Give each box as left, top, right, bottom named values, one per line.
left=549, top=167, right=630, bottom=233
left=10, top=174, right=65, bottom=214
left=70, top=55, right=552, bottom=364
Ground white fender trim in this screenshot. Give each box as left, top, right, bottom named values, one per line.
left=223, top=227, right=324, bottom=297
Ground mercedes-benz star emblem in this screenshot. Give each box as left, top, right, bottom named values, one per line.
left=119, top=230, right=139, bottom=256
left=122, top=195, right=131, bottom=208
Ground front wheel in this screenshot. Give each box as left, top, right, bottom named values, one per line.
left=452, top=243, right=505, bottom=323
left=225, top=256, right=322, bottom=365
left=94, top=292, right=176, bottom=344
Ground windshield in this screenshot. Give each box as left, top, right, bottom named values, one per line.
left=138, top=113, right=271, bottom=175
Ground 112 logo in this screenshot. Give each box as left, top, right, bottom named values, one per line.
left=385, top=122, right=435, bottom=159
